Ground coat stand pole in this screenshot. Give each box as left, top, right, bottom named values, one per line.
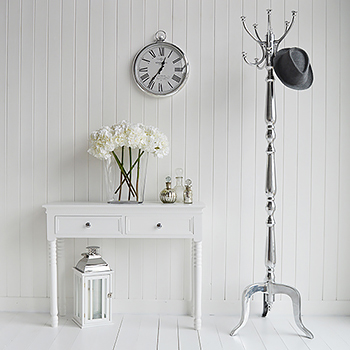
left=230, top=9, right=313, bottom=339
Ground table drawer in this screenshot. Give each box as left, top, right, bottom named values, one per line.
left=55, top=215, right=123, bottom=237
left=125, top=215, right=194, bottom=236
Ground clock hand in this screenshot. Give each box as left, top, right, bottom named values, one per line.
left=159, top=57, right=166, bottom=70
left=149, top=58, right=166, bottom=86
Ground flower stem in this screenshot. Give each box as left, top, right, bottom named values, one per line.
left=111, top=150, right=137, bottom=197
left=114, top=150, right=145, bottom=195
left=118, top=146, right=124, bottom=200
left=128, top=147, right=132, bottom=200
left=136, top=149, right=141, bottom=201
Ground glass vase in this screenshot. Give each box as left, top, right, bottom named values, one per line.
left=104, top=147, right=149, bottom=203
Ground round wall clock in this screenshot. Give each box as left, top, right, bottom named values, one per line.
left=132, top=30, right=189, bottom=97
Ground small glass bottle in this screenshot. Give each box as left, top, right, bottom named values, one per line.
left=183, top=178, right=193, bottom=204
left=173, top=168, right=185, bottom=203
left=159, top=176, right=177, bottom=203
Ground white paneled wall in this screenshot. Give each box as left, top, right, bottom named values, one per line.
left=1, top=0, right=350, bottom=314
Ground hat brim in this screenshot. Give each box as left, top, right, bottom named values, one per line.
left=273, top=48, right=314, bottom=90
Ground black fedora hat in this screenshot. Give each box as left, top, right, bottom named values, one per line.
left=273, top=47, right=313, bottom=90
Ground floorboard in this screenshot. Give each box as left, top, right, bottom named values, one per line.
left=4, top=313, right=51, bottom=350
left=0, top=312, right=349, bottom=350
left=47, top=318, right=81, bottom=350
left=305, top=317, right=349, bottom=350
left=157, top=315, right=178, bottom=350
left=326, top=316, right=350, bottom=347
left=26, top=316, right=69, bottom=350
left=268, top=317, right=310, bottom=350
left=251, top=316, right=289, bottom=350
left=199, top=315, right=224, bottom=350
left=113, top=315, right=143, bottom=349
left=177, top=315, right=201, bottom=350
left=71, top=314, right=123, bottom=350
left=212, top=315, right=246, bottom=350
left=233, top=318, right=267, bottom=350
left=131, top=315, right=159, bottom=350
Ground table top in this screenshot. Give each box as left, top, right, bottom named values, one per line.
left=43, top=201, right=205, bottom=213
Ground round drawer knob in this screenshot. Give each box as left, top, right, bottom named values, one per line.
left=85, top=222, right=92, bottom=228
left=156, top=222, right=162, bottom=229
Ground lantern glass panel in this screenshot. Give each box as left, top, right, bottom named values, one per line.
left=92, top=279, right=102, bottom=319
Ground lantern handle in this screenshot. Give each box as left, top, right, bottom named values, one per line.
left=86, top=246, right=100, bottom=255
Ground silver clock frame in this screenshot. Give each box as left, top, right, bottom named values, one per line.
left=132, top=30, right=190, bottom=98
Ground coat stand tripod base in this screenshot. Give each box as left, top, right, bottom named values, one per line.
left=230, top=281, right=313, bottom=339
left=230, top=10, right=313, bottom=339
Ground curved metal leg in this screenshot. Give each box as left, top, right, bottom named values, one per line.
left=272, top=283, right=314, bottom=339
left=262, top=293, right=269, bottom=317
left=230, top=283, right=267, bottom=336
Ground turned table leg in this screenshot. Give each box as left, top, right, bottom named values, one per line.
left=57, top=238, right=66, bottom=316
left=49, top=239, right=58, bottom=327
left=193, top=240, right=202, bottom=330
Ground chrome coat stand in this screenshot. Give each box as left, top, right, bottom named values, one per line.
left=230, top=10, right=313, bottom=339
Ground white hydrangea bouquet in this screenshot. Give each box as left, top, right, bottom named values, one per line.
left=88, top=120, right=169, bottom=203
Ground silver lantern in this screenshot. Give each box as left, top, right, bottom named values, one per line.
left=73, top=246, right=113, bottom=328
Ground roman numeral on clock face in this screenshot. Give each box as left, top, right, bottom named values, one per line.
left=139, top=67, right=148, bottom=72
left=174, top=66, right=184, bottom=72
left=158, top=83, right=163, bottom=92
left=148, top=80, right=155, bottom=90
left=172, top=74, right=181, bottom=83
left=140, top=73, right=149, bottom=82
left=149, top=50, right=156, bottom=58
left=158, top=47, right=164, bottom=56
left=172, top=57, right=181, bottom=64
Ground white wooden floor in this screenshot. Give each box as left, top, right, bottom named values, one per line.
left=0, top=312, right=349, bottom=350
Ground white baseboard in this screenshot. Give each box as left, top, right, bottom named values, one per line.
left=0, top=297, right=50, bottom=313
left=0, top=297, right=349, bottom=316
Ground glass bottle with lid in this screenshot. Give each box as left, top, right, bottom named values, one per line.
left=173, top=168, right=185, bottom=203
left=183, top=178, right=193, bottom=204
left=159, top=176, right=177, bottom=203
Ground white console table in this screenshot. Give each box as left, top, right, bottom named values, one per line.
left=43, top=201, right=205, bottom=330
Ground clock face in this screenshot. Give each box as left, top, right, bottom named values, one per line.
left=132, top=41, right=189, bottom=97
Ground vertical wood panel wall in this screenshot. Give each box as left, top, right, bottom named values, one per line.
left=1, top=0, right=349, bottom=314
